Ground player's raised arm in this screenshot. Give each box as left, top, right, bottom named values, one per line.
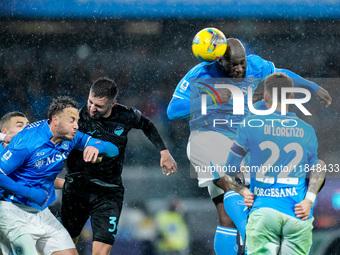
left=274, top=68, right=332, bottom=107
left=295, top=160, right=326, bottom=221
left=224, top=142, right=254, bottom=208
left=167, top=96, right=191, bottom=120
left=86, top=137, right=119, bottom=157
left=75, top=132, right=119, bottom=163
left=167, top=80, right=231, bottom=120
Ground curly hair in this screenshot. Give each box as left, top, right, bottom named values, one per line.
left=47, top=96, right=79, bottom=121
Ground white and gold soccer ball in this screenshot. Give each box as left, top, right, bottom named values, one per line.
left=192, top=27, right=227, bottom=62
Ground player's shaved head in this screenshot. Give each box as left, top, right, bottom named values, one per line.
left=225, top=38, right=246, bottom=61
left=219, top=38, right=247, bottom=78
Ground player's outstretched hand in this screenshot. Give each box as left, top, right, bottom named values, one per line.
left=315, top=86, right=332, bottom=107
left=83, top=146, right=100, bottom=163
left=294, top=199, right=313, bottom=221
left=215, top=88, right=232, bottom=105
left=27, top=187, right=49, bottom=207
left=160, top=150, right=177, bottom=176
left=242, top=188, right=254, bottom=208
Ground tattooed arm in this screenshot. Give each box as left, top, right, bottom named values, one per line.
left=225, top=174, right=254, bottom=208
left=295, top=159, right=326, bottom=220
left=224, top=141, right=256, bottom=208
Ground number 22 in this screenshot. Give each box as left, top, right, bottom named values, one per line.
left=256, top=141, right=303, bottom=185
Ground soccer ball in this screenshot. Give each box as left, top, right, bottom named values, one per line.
left=192, top=28, right=227, bottom=62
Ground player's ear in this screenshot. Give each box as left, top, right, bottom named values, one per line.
left=51, top=115, right=59, bottom=126
left=111, top=100, right=117, bottom=107
left=1, top=128, right=8, bottom=135
left=264, top=92, right=269, bottom=103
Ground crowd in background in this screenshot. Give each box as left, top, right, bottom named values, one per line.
left=0, top=19, right=339, bottom=165
left=1, top=19, right=340, bottom=254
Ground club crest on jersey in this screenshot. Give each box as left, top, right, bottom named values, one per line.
left=114, top=126, right=124, bottom=136
left=247, top=75, right=255, bottom=81
left=61, top=142, right=69, bottom=150
left=2, top=150, right=12, bottom=161
left=34, top=159, right=45, bottom=169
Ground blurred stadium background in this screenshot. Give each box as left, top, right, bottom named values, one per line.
left=1, top=1, right=340, bottom=254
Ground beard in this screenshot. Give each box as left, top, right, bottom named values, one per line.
left=88, top=107, right=110, bottom=120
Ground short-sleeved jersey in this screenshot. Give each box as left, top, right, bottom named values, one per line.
left=235, top=111, right=319, bottom=219
left=0, top=120, right=91, bottom=210
left=172, top=55, right=275, bottom=138
left=66, top=103, right=144, bottom=186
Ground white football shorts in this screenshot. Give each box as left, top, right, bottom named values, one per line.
left=187, top=130, right=235, bottom=199
left=0, top=201, right=76, bottom=255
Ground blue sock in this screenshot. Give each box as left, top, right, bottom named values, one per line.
left=214, top=226, right=238, bottom=255
left=224, top=190, right=248, bottom=241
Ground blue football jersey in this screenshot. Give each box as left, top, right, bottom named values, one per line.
left=170, top=55, right=275, bottom=138
left=0, top=120, right=91, bottom=210
left=235, top=110, right=319, bottom=219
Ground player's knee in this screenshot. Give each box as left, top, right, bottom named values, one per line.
left=92, top=241, right=113, bottom=255
left=213, top=177, right=232, bottom=193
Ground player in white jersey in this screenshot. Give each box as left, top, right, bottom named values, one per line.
left=225, top=73, right=326, bottom=255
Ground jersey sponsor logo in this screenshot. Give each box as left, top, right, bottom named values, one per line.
left=46, top=152, right=69, bottom=166
left=34, top=152, right=69, bottom=168
left=87, top=130, right=96, bottom=135
left=254, top=186, right=298, bottom=198
left=114, top=126, right=124, bottom=136
left=2, top=150, right=12, bottom=161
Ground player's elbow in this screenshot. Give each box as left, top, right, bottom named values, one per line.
left=108, top=144, right=119, bottom=157
left=167, top=106, right=177, bottom=120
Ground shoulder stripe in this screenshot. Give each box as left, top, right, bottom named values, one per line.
left=173, top=95, right=184, bottom=99
left=84, top=136, right=91, bottom=149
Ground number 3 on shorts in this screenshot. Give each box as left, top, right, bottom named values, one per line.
left=108, top=216, right=117, bottom=237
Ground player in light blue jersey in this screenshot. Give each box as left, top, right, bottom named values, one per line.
left=0, top=97, right=119, bottom=255
left=225, top=73, right=326, bottom=255
left=167, top=38, right=331, bottom=255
